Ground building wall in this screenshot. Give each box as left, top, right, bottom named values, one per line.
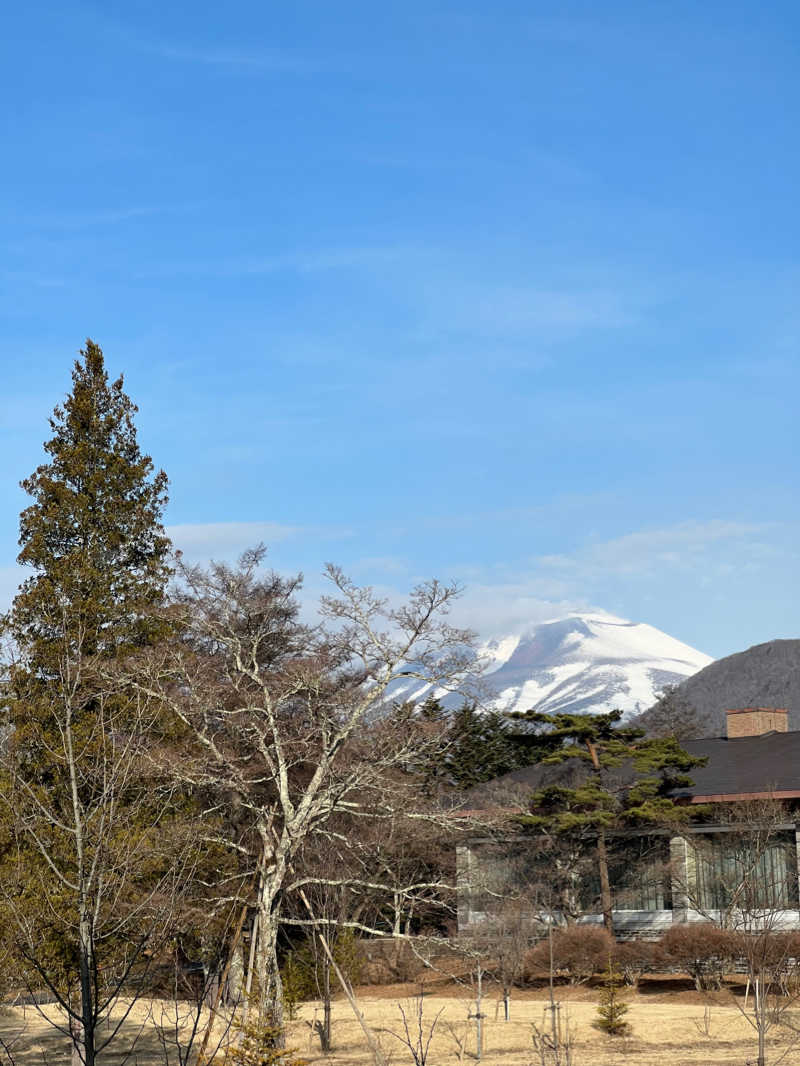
left=458, top=827, right=800, bottom=936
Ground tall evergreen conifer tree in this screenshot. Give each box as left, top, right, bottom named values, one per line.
left=1, top=342, right=175, bottom=1066
left=434, top=704, right=529, bottom=789
left=419, top=701, right=559, bottom=791
left=12, top=339, right=170, bottom=666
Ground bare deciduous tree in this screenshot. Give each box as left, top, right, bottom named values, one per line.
left=136, top=548, right=480, bottom=1035
left=475, top=901, right=537, bottom=1021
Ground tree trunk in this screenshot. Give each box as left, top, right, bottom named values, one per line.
left=755, top=976, right=766, bottom=1066
left=197, top=896, right=252, bottom=1065
left=474, top=966, right=484, bottom=1062
left=585, top=740, right=614, bottom=938
left=238, top=911, right=259, bottom=1036
left=297, top=888, right=388, bottom=1066
left=255, top=892, right=285, bottom=1038
left=596, top=829, right=614, bottom=937
left=317, top=957, right=332, bottom=1052
left=78, top=912, right=95, bottom=1066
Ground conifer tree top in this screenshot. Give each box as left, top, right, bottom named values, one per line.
left=10, top=339, right=171, bottom=660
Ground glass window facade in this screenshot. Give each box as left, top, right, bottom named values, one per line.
left=691, top=832, right=799, bottom=912
left=609, top=837, right=672, bottom=910
left=462, top=831, right=800, bottom=923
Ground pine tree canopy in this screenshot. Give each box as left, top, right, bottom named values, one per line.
left=513, top=709, right=706, bottom=833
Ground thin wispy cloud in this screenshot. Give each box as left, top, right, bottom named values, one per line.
left=448, top=581, right=591, bottom=639
left=523, top=15, right=614, bottom=45
left=82, top=6, right=339, bottom=75
left=14, top=203, right=205, bottom=232
left=347, top=555, right=414, bottom=577
left=457, top=284, right=636, bottom=333
left=140, top=39, right=329, bottom=75
left=422, top=11, right=600, bottom=48
left=167, top=521, right=300, bottom=560
left=130, top=250, right=644, bottom=356
left=166, top=520, right=357, bottom=563
left=1, top=270, right=66, bottom=289
left=538, top=520, right=780, bottom=581
left=132, top=244, right=433, bottom=281
left=414, top=519, right=796, bottom=640
left=414, top=269, right=654, bottom=341
left=356, top=147, right=590, bottom=184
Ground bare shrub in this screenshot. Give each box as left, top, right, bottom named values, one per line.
left=387, top=990, right=444, bottom=1066
left=660, top=923, right=737, bottom=991
left=442, top=1019, right=470, bottom=1065
left=467, top=903, right=537, bottom=1020
left=526, top=926, right=614, bottom=985
left=692, top=1004, right=715, bottom=1039
left=613, top=940, right=660, bottom=989
left=530, top=1004, right=577, bottom=1066
left=735, top=930, right=800, bottom=979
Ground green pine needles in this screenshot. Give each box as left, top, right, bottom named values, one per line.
left=12, top=339, right=171, bottom=666
left=419, top=699, right=551, bottom=790
left=513, top=709, right=706, bottom=933
left=223, top=1017, right=308, bottom=1066
left=594, top=956, right=630, bottom=1037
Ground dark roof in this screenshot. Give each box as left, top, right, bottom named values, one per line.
left=464, top=757, right=634, bottom=810
left=466, top=730, right=800, bottom=809
left=680, top=731, right=800, bottom=801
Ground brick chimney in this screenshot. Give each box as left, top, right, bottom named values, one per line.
left=726, top=707, right=789, bottom=738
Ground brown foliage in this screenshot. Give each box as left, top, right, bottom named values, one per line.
left=660, top=923, right=737, bottom=990
left=525, top=925, right=614, bottom=985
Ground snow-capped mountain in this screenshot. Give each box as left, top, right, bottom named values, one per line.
left=396, top=611, right=712, bottom=719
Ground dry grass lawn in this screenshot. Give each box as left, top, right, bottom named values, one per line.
left=287, top=985, right=792, bottom=1066
left=2, top=982, right=797, bottom=1066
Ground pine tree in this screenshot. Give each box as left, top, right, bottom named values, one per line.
left=447, top=704, right=520, bottom=787
left=514, top=710, right=705, bottom=934
left=594, top=956, right=630, bottom=1036
left=0, top=341, right=176, bottom=1066
left=224, top=1016, right=308, bottom=1066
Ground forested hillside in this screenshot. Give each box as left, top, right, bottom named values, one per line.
left=639, top=638, right=800, bottom=737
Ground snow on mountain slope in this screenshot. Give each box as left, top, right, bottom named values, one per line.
left=397, top=611, right=712, bottom=719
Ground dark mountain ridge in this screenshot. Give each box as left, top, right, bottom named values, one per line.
left=638, top=638, right=800, bottom=737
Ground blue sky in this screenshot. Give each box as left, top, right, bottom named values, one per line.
left=1, top=1, right=798, bottom=658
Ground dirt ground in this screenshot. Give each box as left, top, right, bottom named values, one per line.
left=1, top=982, right=797, bottom=1066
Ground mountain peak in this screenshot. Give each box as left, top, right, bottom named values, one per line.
left=392, top=610, right=712, bottom=719
left=480, top=612, right=712, bottom=718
